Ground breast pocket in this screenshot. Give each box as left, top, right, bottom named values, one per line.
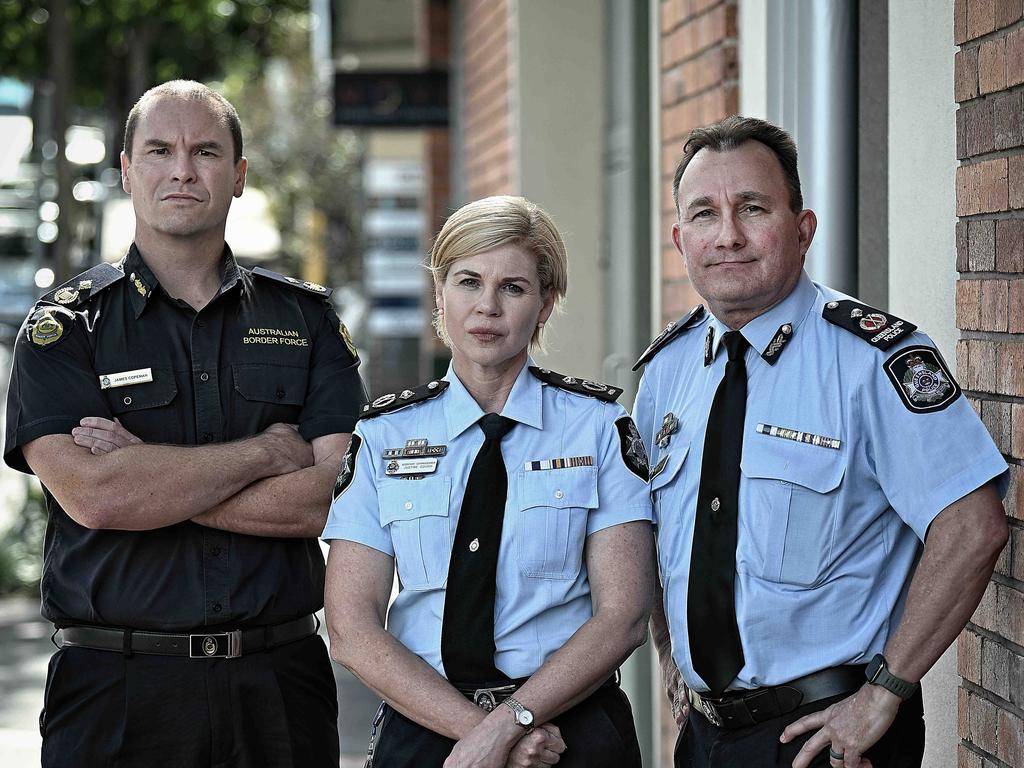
left=514, top=467, right=597, bottom=580
left=231, top=364, right=308, bottom=434
left=102, top=370, right=181, bottom=441
left=379, top=476, right=452, bottom=591
left=650, top=444, right=689, bottom=525
left=741, top=443, right=846, bottom=587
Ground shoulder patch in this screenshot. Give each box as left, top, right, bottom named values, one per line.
left=24, top=305, right=76, bottom=349
left=251, top=266, right=334, bottom=300
left=333, top=434, right=362, bottom=500
left=615, top=416, right=649, bottom=481
left=359, top=380, right=449, bottom=419
left=632, top=305, right=706, bottom=370
left=883, top=345, right=962, bottom=413
left=41, top=262, right=124, bottom=309
left=822, top=300, right=916, bottom=351
left=528, top=366, right=622, bottom=402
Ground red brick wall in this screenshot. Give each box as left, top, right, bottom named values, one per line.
left=659, top=0, right=738, bottom=328
left=461, top=0, right=515, bottom=199
left=953, top=1, right=1024, bottom=765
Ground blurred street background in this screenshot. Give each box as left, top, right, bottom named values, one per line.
left=2, top=0, right=1023, bottom=766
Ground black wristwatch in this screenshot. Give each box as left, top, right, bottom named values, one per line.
left=865, top=654, right=918, bottom=700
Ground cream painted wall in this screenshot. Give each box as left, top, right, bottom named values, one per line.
left=513, top=0, right=604, bottom=379
left=889, top=2, right=958, bottom=766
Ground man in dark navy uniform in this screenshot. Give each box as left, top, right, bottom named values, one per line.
left=3, top=80, right=366, bottom=767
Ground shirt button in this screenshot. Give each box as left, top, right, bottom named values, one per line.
left=203, top=433, right=214, bottom=443
left=554, top=489, right=564, bottom=499
left=404, top=501, right=413, bottom=510
left=210, top=547, right=221, bottom=557
left=197, top=319, right=205, bottom=328
left=275, top=387, right=285, bottom=400
left=711, top=497, right=721, bottom=512
left=123, top=396, right=132, bottom=406
left=200, top=372, right=210, bottom=382
left=212, top=603, right=222, bottom=613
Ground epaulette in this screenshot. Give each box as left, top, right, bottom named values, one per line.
left=822, top=299, right=917, bottom=351
left=528, top=366, right=622, bottom=402
left=359, top=379, right=450, bottom=419
left=251, top=266, right=334, bottom=299
left=41, top=262, right=124, bottom=309
left=632, top=305, right=706, bottom=371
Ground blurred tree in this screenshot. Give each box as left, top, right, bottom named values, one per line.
left=0, top=0, right=308, bottom=165
left=222, top=23, right=362, bottom=285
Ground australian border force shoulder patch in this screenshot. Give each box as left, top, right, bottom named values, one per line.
left=883, top=345, right=961, bottom=413
left=615, top=416, right=649, bottom=481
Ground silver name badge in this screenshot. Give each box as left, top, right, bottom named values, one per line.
left=385, top=458, right=438, bottom=476
left=99, top=367, right=153, bottom=389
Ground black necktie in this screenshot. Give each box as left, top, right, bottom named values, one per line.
left=688, top=330, right=749, bottom=696
left=441, top=413, right=515, bottom=684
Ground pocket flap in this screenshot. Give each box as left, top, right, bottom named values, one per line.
left=741, top=438, right=846, bottom=493
left=232, top=364, right=307, bottom=406
left=520, top=466, right=598, bottom=510
left=651, top=443, right=689, bottom=491
left=108, top=376, right=178, bottom=414
left=379, top=476, right=451, bottom=524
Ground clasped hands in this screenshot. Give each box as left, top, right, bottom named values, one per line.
left=443, top=715, right=566, bottom=768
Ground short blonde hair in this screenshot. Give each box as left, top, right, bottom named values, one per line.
left=430, top=196, right=568, bottom=349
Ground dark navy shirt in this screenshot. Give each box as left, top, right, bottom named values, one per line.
left=4, top=244, right=366, bottom=631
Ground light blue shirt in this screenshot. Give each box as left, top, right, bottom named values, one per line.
left=634, top=271, right=1008, bottom=692
left=324, top=360, right=653, bottom=679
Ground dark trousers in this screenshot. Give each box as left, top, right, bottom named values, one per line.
left=674, top=689, right=925, bottom=768
left=372, top=684, right=642, bottom=768
left=40, top=634, right=339, bottom=768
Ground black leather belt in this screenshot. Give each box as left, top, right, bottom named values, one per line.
left=60, top=615, right=317, bottom=659
left=687, top=665, right=865, bottom=730
left=455, top=670, right=621, bottom=712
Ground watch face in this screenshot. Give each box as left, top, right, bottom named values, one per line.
left=519, top=710, right=534, bottom=726
left=867, top=653, right=885, bottom=680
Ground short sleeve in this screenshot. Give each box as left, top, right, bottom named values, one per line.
left=587, top=404, right=654, bottom=536
left=861, top=334, right=1008, bottom=540
left=299, top=303, right=367, bottom=441
left=322, top=422, right=394, bottom=555
left=4, top=307, right=112, bottom=474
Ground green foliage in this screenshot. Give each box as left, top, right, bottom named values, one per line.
left=0, top=481, right=46, bottom=596
left=0, top=0, right=308, bottom=111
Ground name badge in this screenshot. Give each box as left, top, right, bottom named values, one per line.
left=99, top=367, right=153, bottom=389
left=385, top=458, right=438, bottom=476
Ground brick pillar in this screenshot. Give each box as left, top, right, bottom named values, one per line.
left=953, top=2, right=1024, bottom=766
left=658, top=0, right=738, bottom=329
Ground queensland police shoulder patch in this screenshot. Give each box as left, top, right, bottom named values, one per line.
left=333, top=434, right=362, bottom=500
left=822, top=300, right=916, bottom=351
left=615, top=416, right=649, bottom=481
left=883, top=345, right=961, bottom=413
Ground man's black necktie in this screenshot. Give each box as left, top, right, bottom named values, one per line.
left=688, top=330, right=748, bottom=696
left=441, top=413, right=515, bottom=684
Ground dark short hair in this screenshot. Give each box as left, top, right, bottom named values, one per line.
left=123, top=80, right=243, bottom=163
left=671, top=115, right=802, bottom=214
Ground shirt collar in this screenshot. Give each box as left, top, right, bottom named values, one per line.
left=706, top=270, right=818, bottom=365
left=122, top=242, right=242, bottom=318
left=443, top=358, right=544, bottom=440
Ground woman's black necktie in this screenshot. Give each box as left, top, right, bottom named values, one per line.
left=688, top=330, right=749, bottom=696
left=441, top=413, right=515, bottom=684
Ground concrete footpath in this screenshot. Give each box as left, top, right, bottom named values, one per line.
left=0, top=598, right=380, bottom=767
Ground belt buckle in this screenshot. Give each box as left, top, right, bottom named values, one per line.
left=472, top=684, right=517, bottom=712
left=696, top=693, right=723, bottom=727
left=189, top=630, right=241, bottom=659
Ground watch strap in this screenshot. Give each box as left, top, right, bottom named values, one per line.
left=503, top=697, right=535, bottom=732
left=866, top=654, right=918, bottom=700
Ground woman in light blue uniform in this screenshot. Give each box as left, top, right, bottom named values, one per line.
left=323, top=196, right=654, bottom=768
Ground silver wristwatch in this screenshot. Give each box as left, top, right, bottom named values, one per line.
left=503, top=697, right=535, bottom=733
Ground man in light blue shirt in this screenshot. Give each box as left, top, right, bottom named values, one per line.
left=634, top=116, right=1008, bottom=768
